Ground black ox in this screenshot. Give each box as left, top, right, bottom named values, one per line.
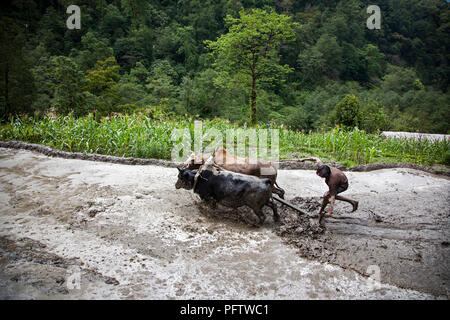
left=175, top=165, right=279, bottom=225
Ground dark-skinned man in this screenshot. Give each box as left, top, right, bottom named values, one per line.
left=298, top=157, right=358, bottom=223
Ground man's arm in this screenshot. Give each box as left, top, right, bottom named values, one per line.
left=298, top=157, right=324, bottom=167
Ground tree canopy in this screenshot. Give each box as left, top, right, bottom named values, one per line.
left=0, top=0, right=448, bottom=133
left=205, top=9, right=296, bottom=124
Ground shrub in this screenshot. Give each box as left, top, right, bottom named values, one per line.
left=334, top=94, right=361, bottom=129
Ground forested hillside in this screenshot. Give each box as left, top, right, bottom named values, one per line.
left=1, top=0, right=449, bottom=133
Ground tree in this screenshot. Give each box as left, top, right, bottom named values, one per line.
left=30, top=44, right=52, bottom=113
left=360, top=100, right=389, bottom=133
left=129, top=61, right=150, bottom=86
left=340, top=43, right=368, bottom=83
left=74, top=31, right=114, bottom=72
left=314, top=34, right=342, bottom=78
left=0, top=17, right=35, bottom=118
left=362, top=44, right=385, bottom=81
left=179, top=0, right=223, bottom=44
left=115, top=61, right=150, bottom=106
left=296, top=46, right=326, bottom=87
left=37, top=6, right=66, bottom=56
left=84, top=57, right=120, bottom=96
left=120, top=0, right=149, bottom=28
left=176, top=26, right=199, bottom=72
left=84, top=57, right=121, bottom=116
left=99, top=3, right=126, bottom=40
left=286, top=106, right=312, bottom=132
left=334, top=94, right=361, bottom=129
left=205, top=9, right=296, bottom=125
left=146, top=60, right=178, bottom=109
left=381, top=66, right=421, bottom=94
left=48, top=56, right=86, bottom=116
left=179, top=69, right=223, bottom=117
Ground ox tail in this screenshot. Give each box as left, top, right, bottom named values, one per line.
left=272, top=181, right=285, bottom=199
left=272, top=196, right=308, bottom=215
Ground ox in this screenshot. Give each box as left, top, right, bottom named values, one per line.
left=180, top=146, right=285, bottom=198
left=175, top=157, right=279, bottom=225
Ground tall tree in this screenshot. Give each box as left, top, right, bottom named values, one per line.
left=84, top=56, right=121, bottom=116
left=0, top=17, right=35, bottom=118
left=120, top=0, right=149, bottom=28
left=75, top=31, right=114, bottom=71
left=206, top=9, right=297, bottom=125
left=146, top=59, right=178, bottom=109
left=48, top=56, right=86, bottom=116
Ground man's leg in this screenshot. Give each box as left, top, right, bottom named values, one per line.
left=335, top=195, right=358, bottom=212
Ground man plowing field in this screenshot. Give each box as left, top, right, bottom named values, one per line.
left=298, top=157, right=359, bottom=223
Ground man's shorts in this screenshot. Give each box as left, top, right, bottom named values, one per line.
left=336, top=181, right=348, bottom=194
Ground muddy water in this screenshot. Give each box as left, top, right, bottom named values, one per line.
left=0, top=147, right=448, bottom=299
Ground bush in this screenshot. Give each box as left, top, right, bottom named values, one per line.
left=444, top=150, right=450, bottom=166
left=334, top=94, right=361, bottom=129
left=360, top=101, right=389, bottom=133
left=284, top=106, right=311, bottom=131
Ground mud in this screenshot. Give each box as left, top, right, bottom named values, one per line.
left=275, top=167, right=450, bottom=297
left=275, top=196, right=450, bottom=297
left=0, top=147, right=448, bottom=299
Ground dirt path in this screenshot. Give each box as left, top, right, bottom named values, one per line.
left=0, top=147, right=448, bottom=299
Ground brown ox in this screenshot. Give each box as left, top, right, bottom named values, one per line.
left=180, top=146, right=285, bottom=198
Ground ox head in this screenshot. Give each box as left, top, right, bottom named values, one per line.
left=175, top=167, right=197, bottom=190
left=180, top=152, right=205, bottom=170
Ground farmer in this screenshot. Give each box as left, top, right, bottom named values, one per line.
left=298, top=157, right=358, bottom=223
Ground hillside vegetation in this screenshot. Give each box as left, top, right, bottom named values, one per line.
left=0, top=0, right=449, bottom=134
left=0, top=1, right=449, bottom=167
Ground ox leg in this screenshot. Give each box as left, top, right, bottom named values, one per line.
left=242, top=206, right=263, bottom=227
left=207, top=198, right=217, bottom=209
left=252, top=207, right=266, bottom=226
left=268, top=198, right=280, bottom=223
left=272, top=185, right=285, bottom=199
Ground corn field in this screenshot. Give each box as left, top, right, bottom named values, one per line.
left=0, top=114, right=448, bottom=166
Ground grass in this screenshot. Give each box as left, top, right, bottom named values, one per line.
left=0, top=113, right=448, bottom=167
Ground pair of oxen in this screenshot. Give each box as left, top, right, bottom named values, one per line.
left=175, top=146, right=287, bottom=225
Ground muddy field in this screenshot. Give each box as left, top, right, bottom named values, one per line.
left=0, top=147, right=449, bottom=299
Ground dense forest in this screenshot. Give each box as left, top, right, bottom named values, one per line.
left=1, top=0, right=449, bottom=133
